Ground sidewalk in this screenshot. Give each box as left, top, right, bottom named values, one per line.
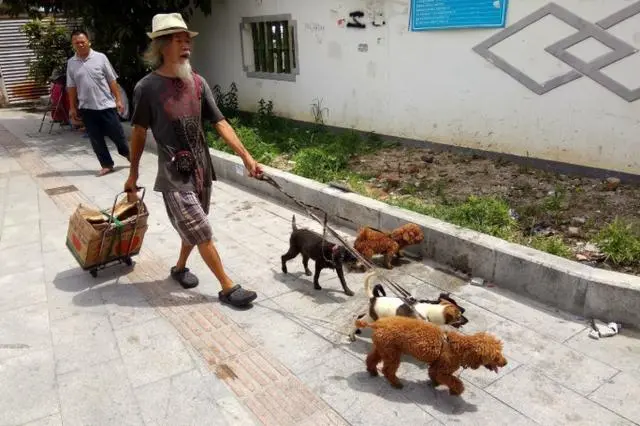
left=1, top=109, right=640, bottom=426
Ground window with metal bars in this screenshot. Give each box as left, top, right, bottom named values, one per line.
left=240, top=15, right=298, bottom=81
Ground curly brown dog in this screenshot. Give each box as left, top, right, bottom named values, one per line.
left=353, top=223, right=424, bottom=269
left=356, top=316, right=507, bottom=395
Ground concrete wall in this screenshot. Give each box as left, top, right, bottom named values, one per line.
left=189, top=0, right=640, bottom=176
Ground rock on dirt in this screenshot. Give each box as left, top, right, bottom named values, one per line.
left=567, top=227, right=581, bottom=237
left=571, top=217, right=587, bottom=226
left=604, top=177, right=621, bottom=191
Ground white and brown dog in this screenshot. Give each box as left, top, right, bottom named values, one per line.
left=348, top=271, right=469, bottom=342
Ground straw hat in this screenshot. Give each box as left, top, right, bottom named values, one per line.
left=147, top=13, right=199, bottom=39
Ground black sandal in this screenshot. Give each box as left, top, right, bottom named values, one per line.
left=171, top=267, right=199, bottom=289
left=218, top=284, right=257, bottom=307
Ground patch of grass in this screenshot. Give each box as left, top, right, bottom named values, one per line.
left=594, top=217, right=640, bottom=266
left=387, top=195, right=518, bottom=240
left=207, top=89, right=394, bottom=182
left=529, top=235, right=572, bottom=258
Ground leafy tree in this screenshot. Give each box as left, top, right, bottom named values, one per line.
left=4, top=0, right=213, bottom=100
left=21, top=19, right=74, bottom=85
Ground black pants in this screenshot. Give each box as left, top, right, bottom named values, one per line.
left=80, top=108, right=129, bottom=168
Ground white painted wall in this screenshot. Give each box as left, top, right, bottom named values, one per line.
left=190, top=0, right=640, bottom=175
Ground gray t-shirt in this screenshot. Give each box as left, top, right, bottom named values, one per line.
left=130, top=72, right=225, bottom=194
left=66, top=49, right=118, bottom=110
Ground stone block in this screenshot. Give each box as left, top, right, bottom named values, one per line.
left=58, top=358, right=144, bottom=426
left=114, top=317, right=194, bottom=388
left=485, top=365, right=632, bottom=425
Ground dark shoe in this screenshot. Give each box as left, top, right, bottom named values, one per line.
left=171, top=266, right=199, bottom=289
left=218, top=284, right=257, bottom=307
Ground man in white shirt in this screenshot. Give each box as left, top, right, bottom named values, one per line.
left=66, top=29, right=129, bottom=176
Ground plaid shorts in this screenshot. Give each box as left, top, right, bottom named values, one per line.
left=162, top=188, right=213, bottom=246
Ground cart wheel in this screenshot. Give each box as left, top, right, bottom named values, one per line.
left=90, top=269, right=98, bottom=278
left=123, top=257, right=133, bottom=266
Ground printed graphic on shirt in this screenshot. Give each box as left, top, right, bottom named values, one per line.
left=158, top=77, right=207, bottom=195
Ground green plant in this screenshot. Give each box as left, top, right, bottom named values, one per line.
left=445, top=196, right=517, bottom=239
left=529, top=235, right=572, bottom=258
left=387, top=195, right=517, bottom=240
left=256, top=98, right=275, bottom=128
left=310, top=98, right=329, bottom=125
left=292, top=147, right=347, bottom=182
left=595, top=218, right=640, bottom=265
left=21, top=19, right=73, bottom=85
left=212, top=82, right=239, bottom=118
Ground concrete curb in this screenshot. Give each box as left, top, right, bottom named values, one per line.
left=208, top=148, right=640, bottom=329
left=122, top=123, right=640, bottom=328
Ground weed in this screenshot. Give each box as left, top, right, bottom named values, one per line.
left=529, top=235, right=572, bottom=258
left=256, top=98, right=275, bottom=128
left=542, top=185, right=566, bottom=225
left=595, top=217, right=640, bottom=266
left=310, top=98, right=329, bottom=125
left=388, top=195, right=518, bottom=240
left=212, top=82, right=239, bottom=118
left=434, top=180, right=448, bottom=204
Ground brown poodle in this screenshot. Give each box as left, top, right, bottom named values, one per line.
left=353, top=223, right=424, bottom=269
left=356, top=316, right=507, bottom=395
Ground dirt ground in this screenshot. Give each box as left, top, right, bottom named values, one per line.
left=348, top=147, right=640, bottom=276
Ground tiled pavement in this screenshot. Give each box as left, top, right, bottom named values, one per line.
left=1, top=109, right=640, bottom=426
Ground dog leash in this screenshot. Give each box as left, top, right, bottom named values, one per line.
left=257, top=173, right=424, bottom=317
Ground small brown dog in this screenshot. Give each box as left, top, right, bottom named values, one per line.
left=353, top=223, right=424, bottom=269
left=356, top=316, right=507, bottom=395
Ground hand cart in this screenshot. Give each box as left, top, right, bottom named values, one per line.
left=87, top=186, right=147, bottom=278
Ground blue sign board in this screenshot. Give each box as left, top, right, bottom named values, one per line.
left=409, top=0, right=508, bottom=31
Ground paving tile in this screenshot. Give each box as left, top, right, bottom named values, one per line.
left=0, top=221, right=41, bottom=250
left=565, top=327, right=640, bottom=375
left=589, top=370, right=640, bottom=424
left=216, top=396, right=260, bottom=426
left=40, top=220, right=68, bottom=253
left=22, top=413, right=63, bottom=426
left=0, top=267, right=46, bottom=313
left=230, top=300, right=343, bottom=376
left=0, top=350, right=58, bottom=426
left=114, top=317, right=194, bottom=388
left=51, top=313, right=120, bottom=375
left=58, top=358, right=144, bottom=426
left=0, top=302, right=51, bottom=361
left=46, top=275, right=108, bottom=321
left=134, top=369, right=240, bottom=425
left=0, top=242, right=44, bottom=279
left=38, top=190, right=67, bottom=224
left=42, top=248, right=86, bottom=282
left=486, top=320, right=619, bottom=395
left=297, top=348, right=444, bottom=426
left=98, top=282, right=159, bottom=330
left=268, top=289, right=361, bottom=342
left=485, top=365, right=633, bottom=425
left=448, top=283, right=588, bottom=342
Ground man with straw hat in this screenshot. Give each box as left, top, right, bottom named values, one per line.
left=125, top=13, right=262, bottom=307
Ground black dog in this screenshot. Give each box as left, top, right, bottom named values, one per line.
left=281, top=215, right=356, bottom=296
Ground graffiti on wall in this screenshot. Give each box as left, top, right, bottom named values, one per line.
left=338, top=9, right=386, bottom=29
left=347, top=11, right=366, bottom=28
left=473, top=1, right=640, bottom=102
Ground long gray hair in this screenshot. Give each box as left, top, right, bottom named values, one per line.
left=142, top=35, right=172, bottom=69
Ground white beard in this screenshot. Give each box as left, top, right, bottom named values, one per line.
left=175, top=60, right=194, bottom=87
